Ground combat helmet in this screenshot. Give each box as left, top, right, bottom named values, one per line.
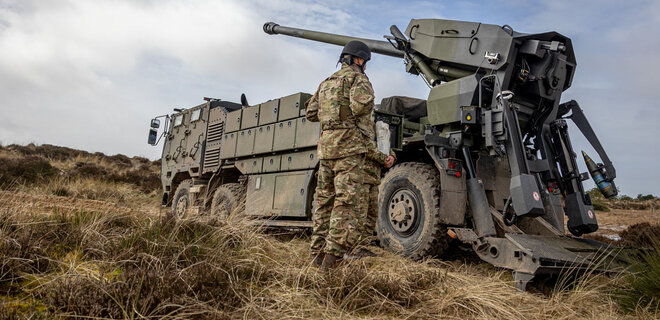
left=341, top=40, right=371, bottom=61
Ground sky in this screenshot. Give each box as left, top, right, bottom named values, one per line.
left=0, top=0, right=658, bottom=197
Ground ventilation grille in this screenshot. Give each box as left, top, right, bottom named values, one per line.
left=203, top=122, right=224, bottom=169
left=206, top=122, right=224, bottom=143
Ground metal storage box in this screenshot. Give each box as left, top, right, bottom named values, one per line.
left=235, top=128, right=255, bottom=157
left=272, top=119, right=297, bottom=151
left=245, top=173, right=276, bottom=216
left=225, top=109, right=242, bottom=133
left=294, top=117, right=320, bottom=148
left=253, top=124, right=274, bottom=154
left=263, top=155, right=281, bottom=173
left=280, top=150, right=318, bottom=171
left=272, top=170, right=312, bottom=217
left=258, top=99, right=279, bottom=125
left=241, top=105, right=260, bottom=129
left=279, top=93, right=311, bottom=121
left=219, top=132, right=237, bottom=159
left=245, top=170, right=313, bottom=217
left=236, top=157, right=263, bottom=174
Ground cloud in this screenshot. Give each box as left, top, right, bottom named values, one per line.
left=513, top=0, right=660, bottom=196
left=0, top=0, right=426, bottom=156
left=0, top=0, right=657, bottom=196
left=0, top=0, right=350, bottom=155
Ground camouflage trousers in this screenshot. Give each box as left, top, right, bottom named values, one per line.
left=356, top=183, right=379, bottom=247
left=310, top=154, right=366, bottom=256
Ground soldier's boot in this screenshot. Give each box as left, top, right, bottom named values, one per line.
left=312, top=252, right=325, bottom=267
left=320, top=254, right=343, bottom=271
left=356, top=247, right=377, bottom=257
left=343, top=247, right=377, bottom=261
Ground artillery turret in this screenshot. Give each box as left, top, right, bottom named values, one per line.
left=263, top=19, right=621, bottom=289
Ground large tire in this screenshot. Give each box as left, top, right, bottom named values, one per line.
left=210, top=183, right=245, bottom=218
left=376, top=162, right=450, bottom=260
left=172, top=179, right=193, bottom=219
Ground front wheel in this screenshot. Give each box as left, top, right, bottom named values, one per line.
left=171, top=179, right=192, bottom=219
left=376, top=162, right=450, bottom=260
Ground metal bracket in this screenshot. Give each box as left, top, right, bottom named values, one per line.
left=559, top=100, right=616, bottom=180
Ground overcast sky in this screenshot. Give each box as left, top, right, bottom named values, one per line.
left=1, top=0, right=658, bottom=196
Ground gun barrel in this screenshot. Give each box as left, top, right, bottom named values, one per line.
left=264, top=22, right=404, bottom=59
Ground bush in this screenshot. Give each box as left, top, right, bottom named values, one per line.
left=64, top=159, right=160, bottom=194
left=68, top=162, right=108, bottom=178
left=616, top=239, right=660, bottom=314
left=620, top=223, right=660, bottom=248
left=587, top=187, right=604, bottom=200
left=108, top=169, right=161, bottom=193
left=591, top=199, right=610, bottom=212
left=0, top=155, right=58, bottom=187
left=107, top=154, right=132, bottom=167
left=6, top=143, right=89, bottom=161
left=636, top=194, right=656, bottom=201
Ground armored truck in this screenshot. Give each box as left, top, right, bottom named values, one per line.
left=148, top=93, right=401, bottom=227
left=149, top=18, right=625, bottom=290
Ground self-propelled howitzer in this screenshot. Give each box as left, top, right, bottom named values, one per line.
left=145, top=18, right=623, bottom=292
left=263, top=19, right=621, bottom=290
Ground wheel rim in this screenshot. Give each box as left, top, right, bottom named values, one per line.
left=214, top=195, right=231, bottom=218
left=174, top=196, right=188, bottom=218
left=387, top=188, right=421, bottom=236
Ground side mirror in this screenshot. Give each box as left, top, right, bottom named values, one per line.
left=151, top=118, right=161, bottom=129
left=147, top=128, right=158, bottom=145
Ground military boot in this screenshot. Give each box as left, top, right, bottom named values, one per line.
left=312, top=252, right=325, bottom=267
left=320, top=253, right=343, bottom=271
left=343, top=247, right=377, bottom=261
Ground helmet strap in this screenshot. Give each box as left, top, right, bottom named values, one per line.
left=356, top=60, right=366, bottom=73
left=338, top=55, right=353, bottom=66
left=337, top=55, right=365, bottom=74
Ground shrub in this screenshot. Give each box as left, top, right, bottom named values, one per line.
left=620, top=223, right=660, bottom=248
left=587, top=187, right=604, bottom=200
left=0, top=155, right=58, bottom=187
left=636, top=194, right=656, bottom=201
left=616, top=239, right=660, bottom=314
left=6, top=144, right=89, bottom=161
left=107, top=154, right=132, bottom=167
left=68, top=162, right=108, bottom=178
left=591, top=199, right=610, bottom=212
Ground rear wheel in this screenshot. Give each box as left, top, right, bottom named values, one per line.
left=376, top=162, right=450, bottom=260
left=172, top=179, right=192, bottom=219
left=210, top=183, right=245, bottom=218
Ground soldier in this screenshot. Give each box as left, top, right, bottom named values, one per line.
left=305, top=40, right=384, bottom=269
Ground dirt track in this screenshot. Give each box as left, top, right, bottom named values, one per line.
left=593, top=208, right=660, bottom=240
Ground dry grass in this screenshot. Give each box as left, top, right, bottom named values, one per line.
left=0, top=208, right=654, bottom=319
left=0, top=143, right=656, bottom=319
left=0, top=143, right=161, bottom=207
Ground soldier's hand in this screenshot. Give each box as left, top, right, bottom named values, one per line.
left=384, top=155, right=395, bottom=169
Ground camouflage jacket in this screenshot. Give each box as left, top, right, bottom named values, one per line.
left=305, top=63, right=375, bottom=160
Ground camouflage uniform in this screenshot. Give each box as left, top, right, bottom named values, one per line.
left=305, top=62, right=375, bottom=256
left=357, top=129, right=396, bottom=246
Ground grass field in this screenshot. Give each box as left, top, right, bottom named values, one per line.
left=0, top=143, right=657, bottom=319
